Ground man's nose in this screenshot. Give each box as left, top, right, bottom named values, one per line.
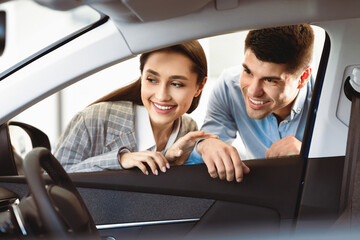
left=247, top=79, right=264, bottom=97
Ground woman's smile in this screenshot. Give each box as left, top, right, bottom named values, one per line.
left=152, top=102, right=177, bottom=113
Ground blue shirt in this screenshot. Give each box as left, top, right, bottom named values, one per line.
left=186, top=66, right=314, bottom=164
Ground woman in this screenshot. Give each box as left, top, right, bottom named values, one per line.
left=54, top=40, right=215, bottom=174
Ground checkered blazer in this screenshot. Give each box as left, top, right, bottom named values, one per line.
left=54, top=101, right=198, bottom=173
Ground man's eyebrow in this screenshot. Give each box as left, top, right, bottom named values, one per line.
left=262, top=76, right=282, bottom=81
left=242, top=64, right=251, bottom=72
left=242, top=63, right=282, bottom=81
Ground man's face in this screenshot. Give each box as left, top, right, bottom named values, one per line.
left=240, top=49, right=303, bottom=120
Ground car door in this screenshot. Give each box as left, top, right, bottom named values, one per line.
left=1, top=1, right=360, bottom=238
left=0, top=35, right=340, bottom=240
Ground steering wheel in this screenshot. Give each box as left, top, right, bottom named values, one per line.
left=22, top=147, right=99, bottom=238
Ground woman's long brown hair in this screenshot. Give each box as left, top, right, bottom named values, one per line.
left=91, top=40, right=207, bottom=114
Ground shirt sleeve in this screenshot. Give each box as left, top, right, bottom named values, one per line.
left=185, top=139, right=205, bottom=165
left=201, top=71, right=238, bottom=144
left=54, top=109, right=122, bottom=173
left=186, top=70, right=240, bottom=165
left=65, top=149, right=122, bottom=173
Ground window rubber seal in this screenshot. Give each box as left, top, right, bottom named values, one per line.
left=0, top=13, right=109, bottom=81
left=294, top=32, right=331, bottom=218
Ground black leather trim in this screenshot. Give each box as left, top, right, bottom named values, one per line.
left=0, top=123, right=18, bottom=176
left=9, top=121, right=50, bottom=150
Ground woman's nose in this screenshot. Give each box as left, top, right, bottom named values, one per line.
left=155, top=84, right=171, bottom=101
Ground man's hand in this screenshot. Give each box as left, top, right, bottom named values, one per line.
left=266, top=135, right=302, bottom=158
left=120, top=151, right=169, bottom=175
left=197, top=138, right=250, bottom=182
left=165, top=131, right=218, bottom=166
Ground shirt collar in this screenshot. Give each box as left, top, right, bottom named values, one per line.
left=290, top=82, right=308, bottom=120
left=164, top=118, right=180, bottom=153
left=135, top=105, right=180, bottom=153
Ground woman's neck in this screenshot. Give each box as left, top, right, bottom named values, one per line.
left=151, top=121, right=176, bottom=152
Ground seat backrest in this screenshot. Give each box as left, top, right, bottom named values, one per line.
left=8, top=121, right=51, bottom=150
left=0, top=123, right=18, bottom=176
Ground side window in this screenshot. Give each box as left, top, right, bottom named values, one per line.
left=9, top=25, right=326, bottom=164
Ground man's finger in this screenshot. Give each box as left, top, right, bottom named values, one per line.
left=214, top=156, right=226, bottom=180
left=242, top=162, right=250, bottom=174
left=204, top=157, right=218, bottom=178
left=229, top=149, right=244, bottom=182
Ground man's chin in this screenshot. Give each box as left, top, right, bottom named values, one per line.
left=246, top=109, right=270, bottom=120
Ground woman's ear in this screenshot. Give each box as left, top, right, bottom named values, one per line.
left=194, top=77, right=207, bottom=97
left=298, top=67, right=312, bottom=89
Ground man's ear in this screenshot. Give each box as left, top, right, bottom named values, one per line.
left=194, top=76, right=207, bottom=97
left=298, top=67, right=312, bottom=89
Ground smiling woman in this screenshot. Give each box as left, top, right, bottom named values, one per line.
left=53, top=41, right=215, bottom=174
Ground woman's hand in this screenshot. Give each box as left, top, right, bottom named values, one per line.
left=165, top=131, right=218, bottom=166
left=119, top=151, right=170, bottom=175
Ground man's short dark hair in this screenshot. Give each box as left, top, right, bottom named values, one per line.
left=245, top=24, right=314, bottom=74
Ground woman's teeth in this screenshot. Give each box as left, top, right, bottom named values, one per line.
left=154, top=103, right=174, bottom=110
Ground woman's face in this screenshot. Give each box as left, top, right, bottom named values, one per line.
left=141, top=51, right=204, bottom=128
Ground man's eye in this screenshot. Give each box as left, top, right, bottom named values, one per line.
left=243, top=68, right=251, bottom=74
left=265, top=78, right=277, bottom=84
left=172, top=82, right=184, bottom=88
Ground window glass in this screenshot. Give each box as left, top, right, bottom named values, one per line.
left=10, top=25, right=326, bottom=161
left=0, top=0, right=100, bottom=73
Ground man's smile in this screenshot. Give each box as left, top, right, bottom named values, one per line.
left=249, top=97, right=266, bottom=105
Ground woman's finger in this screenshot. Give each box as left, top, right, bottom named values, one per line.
left=143, top=155, right=159, bottom=175
left=151, top=152, right=169, bottom=173
left=201, top=133, right=219, bottom=139
left=133, top=161, right=149, bottom=175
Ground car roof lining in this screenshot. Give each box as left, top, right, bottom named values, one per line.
left=31, top=0, right=360, bottom=55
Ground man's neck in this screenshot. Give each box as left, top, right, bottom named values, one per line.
left=273, top=102, right=294, bottom=125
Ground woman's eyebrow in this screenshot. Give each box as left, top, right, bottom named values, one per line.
left=146, top=69, right=189, bottom=80
left=169, top=75, right=189, bottom=80
left=146, top=69, right=160, bottom=76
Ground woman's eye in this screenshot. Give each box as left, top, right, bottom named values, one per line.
left=146, top=77, right=156, bottom=83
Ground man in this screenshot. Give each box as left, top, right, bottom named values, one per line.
left=186, top=24, right=315, bottom=182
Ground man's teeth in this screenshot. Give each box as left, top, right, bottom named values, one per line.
left=249, top=98, right=265, bottom=105
left=154, top=103, right=174, bottom=110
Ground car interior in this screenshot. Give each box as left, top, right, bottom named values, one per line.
left=0, top=0, right=360, bottom=239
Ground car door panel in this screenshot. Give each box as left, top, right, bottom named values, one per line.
left=297, top=157, right=346, bottom=231
left=69, top=157, right=304, bottom=219
left=0, top=154, right=346, bottom=238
